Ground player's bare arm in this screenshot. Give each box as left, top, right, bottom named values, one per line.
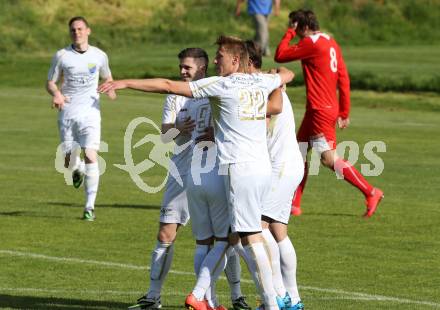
left=161, top=117, right=196, bottom=140
left=46, top=80, right=67, bottom=110
left=235, top=0, right=244, bottom=16
left=98, top=79, right=193, bottom=97
left=267, top=87, right=283, bottom=115
left=102, top=76, right=117, bottom=100
left=276, top=66, right=295, bottom=85
left=195, top=126, right=215, bottom=143
left=175, top=117, right=196, bottom=135
left=273, top=0, right=281, bottom=16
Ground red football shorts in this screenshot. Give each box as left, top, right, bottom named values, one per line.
left=297, top=108, right=338, bottom=151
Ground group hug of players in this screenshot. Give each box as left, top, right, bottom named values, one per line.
left=48, top=8, right=383, bottom=310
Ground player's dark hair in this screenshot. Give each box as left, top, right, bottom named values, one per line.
left=289, top=9, right=320, bottom=32
left=178, top=48, right=209, bottom=73
left=215, top=35, right=249, bottom=73
left=68, top=16, right=89, bottom=28
left=244, top=40, right=262, bottom=69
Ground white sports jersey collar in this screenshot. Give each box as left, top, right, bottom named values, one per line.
left=69, top=44, right=90, bottom=54
left=309, top=32, right=330, bottom=43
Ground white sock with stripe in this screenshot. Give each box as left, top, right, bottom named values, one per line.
left=224, top=247, right=243, bottom=301
left=146, top=241, right=174, bottom=299
left=262, top=229, right=287, bottom=297
left=243, top=242, right=278, bottom=310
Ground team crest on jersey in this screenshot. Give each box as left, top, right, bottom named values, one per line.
left=88, top=63, right=97, bottom=74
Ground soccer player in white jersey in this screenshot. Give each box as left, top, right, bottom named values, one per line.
left=99, top=35, right=294, bottom=310
left=183, top=91, right=230, bottom=310
left=46, top=16, right=115, bottom=221
left=246, top=41, right=305, bottom=310
left=128, top=48, right=250, bottom=310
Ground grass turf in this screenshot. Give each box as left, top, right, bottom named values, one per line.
left=2, top=44, right=440, bottom=93
left=0, top=86, right=439, bottom=309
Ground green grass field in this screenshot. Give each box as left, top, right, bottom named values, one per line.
left=2, top=44, right=440, bottom=93
left=1, top=1, right=440, bottom=308
left=1, top=81, right=439, bottom=309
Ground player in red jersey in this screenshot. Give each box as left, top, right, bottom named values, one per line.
left=274, top=9, right=383, bottom=218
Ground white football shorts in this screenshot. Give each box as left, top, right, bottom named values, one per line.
left=310, top=136, right=333, bottom=155
left=262, top=160, right=304, bottom=224
left=186, top=167, right=230, bottom=240
left=222, top=161, right=271, bottom=233
left=160, top=174, right=190, bottom=225
left=58, top=115, right=101, bottom=154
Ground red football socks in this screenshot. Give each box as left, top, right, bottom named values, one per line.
left=333, top=159, right=373, bottom=197
left=292, top=162, right=308, bottom=208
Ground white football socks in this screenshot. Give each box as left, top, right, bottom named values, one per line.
left=69, top=153, right=84, bottom=172
left=192, top=241, right=228, bottom=301
left=77, top=160, right=85, bottom=174
left=147, top=241, right=175, bottom=299
left=191, top=244, right=210, bottom=301
left=242, top=242, right=278, bottom=310
left=194, top=244, right=210, bottom=276
left=205, top=280, right=219, bottom=308
left=262, top=229, right=287, bottom=298
left=224, top=247, right=243, bottom=301
left=278, top=237, right=301, bottom=304
left=84, top=163, right=99, bottom=210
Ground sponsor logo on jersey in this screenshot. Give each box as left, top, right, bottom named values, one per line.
left=88, top=63, right=97, bottom=74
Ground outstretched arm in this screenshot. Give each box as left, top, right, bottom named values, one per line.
left=98, top=79, right=193, bottom=98
left=102, top=76, right=117, bottom=100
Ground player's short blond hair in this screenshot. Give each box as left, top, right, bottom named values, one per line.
left=215, top=35, right=249, bottom=73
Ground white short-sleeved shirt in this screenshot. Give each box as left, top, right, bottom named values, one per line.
left=267, top=91, right=303, bottom=164
left=48, top=45, right=111, bottom=120
left=162, top=94, right=211, bottom=177
left=189, top=73, right=281, bottom=164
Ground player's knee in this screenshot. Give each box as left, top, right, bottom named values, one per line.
left=321, top=151, right=335, bottom=168
left=215, top=236, right=229, bottom=243
left=228, top=232, right=240, bottom=246
left=84, top=149, right=98, bottom=163
left=157, top=225, right=177, bottom=243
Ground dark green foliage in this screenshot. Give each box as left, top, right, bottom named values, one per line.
left=1, top=0, right=440, bottom=54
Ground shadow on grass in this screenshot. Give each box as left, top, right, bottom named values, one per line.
left=304, top=212, right=358, bottom=217
left=0, top=294, right=128, bottom=309
left=47, top=202, right=161, bottom=210
left=0, top=211, right=28, bottom=216
left=0, top=203, right=161, bottom=219
left=0, top=294, right=184, bottom=309
left=0, top=211, right=64, bottom=218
